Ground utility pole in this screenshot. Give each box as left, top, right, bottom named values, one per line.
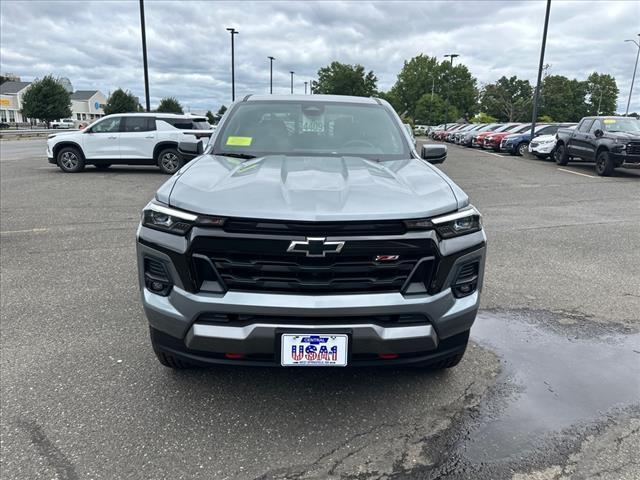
left=530, top=0, right=552, bottom=139
left=304, top=81, right=308, bottom=94
left=443, top=53, right=459, bottom=130
left=310, top=80, right=314, bottom=94
left=139, top=0, right=150, bottom=112
left=226, top=28, right=238, bottom=101
left=268, top=56, right=275, bottom=94
left=290, top=71, right=294, bottom=94
left=624, top=34, right=640, bottom=116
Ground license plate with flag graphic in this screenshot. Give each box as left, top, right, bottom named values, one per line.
left=281, top=334, right=348, bottom=366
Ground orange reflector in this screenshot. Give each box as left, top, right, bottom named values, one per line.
left=378, top=353, right=399, bottom=360
left=225, top=353, right=245, bottom=359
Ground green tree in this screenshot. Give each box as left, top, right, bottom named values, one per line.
left=104, top=88, right=139, bottom=115
left=480, top=76, right=533, bottom=122
left=585, top=72, right=618, bottom=115
left=217, top=105, right=227, bottom=117
left=157, top=97, right=184, bottom=114
left=20, top=75, right=72, bottom=125
left=471, top=112, right=498, bottom=123
left=414, top=93, right=459, bottom=125
left=206, top=110, right=215, bottom=124
left=539, top=75, right=588, bottom=122
left=389, top=54, right=477, bottom=120
left=314, top=62, right=378, bottom=97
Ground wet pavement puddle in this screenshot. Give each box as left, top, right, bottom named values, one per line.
left=465, top=310, right=640, bottom=462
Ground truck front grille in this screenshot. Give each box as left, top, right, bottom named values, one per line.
left=191, top=236, right=435, bottom=294
left=627, top=142, right=640, bottom=155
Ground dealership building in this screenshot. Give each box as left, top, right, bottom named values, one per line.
left=0, top=80, right=106, bottom=125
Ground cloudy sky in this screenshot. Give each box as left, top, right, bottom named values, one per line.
left=1, top=0, right=639, bottom=113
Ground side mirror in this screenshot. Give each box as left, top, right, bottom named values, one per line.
left=178, top=140, right=203, bottom=157
left=421, top=144, right=447, bottom=164
left=594, top=129, right=604, bottom=137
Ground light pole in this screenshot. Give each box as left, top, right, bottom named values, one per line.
left=624, top=34, right=640, bottom=116
left=290, top=71, right=295, bottom=94
left=304, top=81, right=308, bottom=94
left=226, top=28, right=238, bottom=101
left=309, top=80, right=314, bottom=94
left=530, top=0, right=552, bottom=139
left=139, top=0, right=150, bottom=112
left=268, top=56, right=275, bottom=94
left=443, top=53, right=459, bottom=130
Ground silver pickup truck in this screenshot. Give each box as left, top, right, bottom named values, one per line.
left=136, top=94, right=486, bottom=370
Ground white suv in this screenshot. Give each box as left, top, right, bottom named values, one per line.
left=51, top=119, right=76, bottom=129
left=47, top=113, right=213, bottom=174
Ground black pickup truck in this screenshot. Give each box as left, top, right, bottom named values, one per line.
left=554, top=116, right=640, bottom=176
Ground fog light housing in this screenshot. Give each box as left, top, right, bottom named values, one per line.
left=452, top=261, right=479, bottom=298
left=144, top=258, right=173, bottom=296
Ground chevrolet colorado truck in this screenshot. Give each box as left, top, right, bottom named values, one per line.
left=137, top=95, right=486, bottom=370
left=555, top=116, right=640, bottom=176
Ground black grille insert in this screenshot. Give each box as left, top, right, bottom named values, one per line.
left=627, top=142, right=640, bottom=155
left=223, top=218, right=407, bottom=236
left=191, top=237, right=435, bottom=294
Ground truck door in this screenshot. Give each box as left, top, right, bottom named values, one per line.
left=568, top=119, right=594, bottom=159
left=585, top=119, right=603, bottom=161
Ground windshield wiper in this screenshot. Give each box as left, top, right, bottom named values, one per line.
left=215, top=152, right=257, bottom=160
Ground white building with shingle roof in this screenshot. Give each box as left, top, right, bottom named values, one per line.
left=0, top=81, right=106, bottom=126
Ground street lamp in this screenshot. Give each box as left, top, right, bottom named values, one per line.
left=304, top=81, right=308, bottom=95
left=139, top=0, right=150, bottom=112
left=226, top=28, right=239, bottom=101
left=530, top=0, right=552, bottom=139
left=268, top=56, right=275, bottom=94
left=443, top=53, right=459, bottom=130
left=290, top=71, right=295, bottom=94
left=624, top=34, right=640, bottom=116
left=310, top=79, right=314, bottom=95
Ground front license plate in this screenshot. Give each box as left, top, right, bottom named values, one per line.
left=281, top=334, right=348, bottom=367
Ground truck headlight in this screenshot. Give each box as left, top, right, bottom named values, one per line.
left=142, top=202, right=225, bottom=235
left=405, top=206, right=482, bottom=238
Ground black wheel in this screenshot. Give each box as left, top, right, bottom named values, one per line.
left=517, top=142, right=529, bottom=157
left=56, top=146, right=85, bottom=173
left=94, top=164, right=111, bottom=170
left=595, top=150, right=614, bottom=176
left=554, top=143, right=569, bottom=165
left=150, top=330, right=194, bottom=369
left=157, top=148, right=183, bottom=175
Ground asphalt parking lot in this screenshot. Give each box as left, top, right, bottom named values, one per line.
left=1, top=138, right=638, bottom=480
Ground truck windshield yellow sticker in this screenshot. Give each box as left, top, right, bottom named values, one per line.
left=603, top=119, right=616, bottom=124
left=226, top=136, right=252, bottom=146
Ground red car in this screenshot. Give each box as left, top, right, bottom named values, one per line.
left=483, top=124, right=530, bottom=151
left=473, top=123, right=518, bottom=147
left=432, top=124, right=462, bottom=141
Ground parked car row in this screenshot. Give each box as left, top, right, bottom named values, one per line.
left=429, top=116, right=640, bottom=176
left=430, top=122, right=574, bottom=157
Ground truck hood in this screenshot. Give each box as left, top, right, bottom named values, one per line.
left=162, top=154, right=465, bottom=221
left=605, top=131, right=640, bottom=142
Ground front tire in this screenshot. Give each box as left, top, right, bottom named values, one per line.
left=157, top=148, right=183, bottom=175
left=595, top=150, right=615, bottom=176
left=517, top=142, right=529, bottom=157
left=56, top=146, right=85, bottom=173
left=555, top=143, right=569, bottom=165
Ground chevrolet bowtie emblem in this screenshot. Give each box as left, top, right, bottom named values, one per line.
left=287, top=237, right=345, bottom=257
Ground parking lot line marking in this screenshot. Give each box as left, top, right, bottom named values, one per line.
left=480, top=150, right=504, bottom=157
left=557, top=168, right=597, bottom=179
left=0, top=227, right=49, bottom=235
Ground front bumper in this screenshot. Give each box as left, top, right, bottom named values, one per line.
left=138, top=227, right=486, bottom=366
left=529, top=142, right=555, bottom=154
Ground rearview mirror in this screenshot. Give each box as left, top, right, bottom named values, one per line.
left=594, top=129, right=604, bottom=138
left=178, top=140, right=203, bottom=156
left=421, top=144, right=447, bottom=164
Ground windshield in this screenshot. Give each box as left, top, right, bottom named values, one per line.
left=212, top=101, right=409, bottom=160
left=602, top=118, right=640, bottom=133
left=192, top=120, right=211, bottom=130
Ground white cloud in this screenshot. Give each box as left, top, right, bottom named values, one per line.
left=1, top=0, right=638, bottom=112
